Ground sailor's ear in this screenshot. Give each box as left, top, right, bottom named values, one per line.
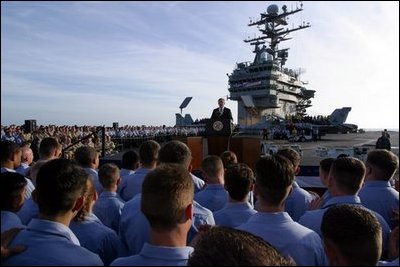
left=72, top=195, right=85, bottom=213
left=323, top=239, right=342, bottom=266
left=92, top=191, right=98, bottom=202
left=288, top=185, right=293, bottom=195
left=365, top=165, right=372, bottom=176
left=184, top=203, right=193, bottom=221
left=295, top=166, right=301, bottom=175
left=249, top=183, right=255, bottom=194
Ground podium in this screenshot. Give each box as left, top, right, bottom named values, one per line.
left=230, top=137, right=260, bottom=170
left=206, top=136, right=260, bottom=170
left=207, top=136, right=229, bottom=157
left=205, top=118, right=231, bottom=157
left=205, top=118, right=232, bottom=136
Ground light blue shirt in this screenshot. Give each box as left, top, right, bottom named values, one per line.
left=194, top=184, right=228, bottom=212
left=359, top=180, right=399, bottom=229
left=237, top=212, right=327, bottom=266
left=1, top=167, right=35, bottom=199
left=379, top=258, right=399, bottom=266
left=214, top=202, right=257, bottom=228
left=192, top=201, right=215, bottom=226
left=188, top=201, right=215, bottom=242
left=321, top=190, right=332, bottom=203
left=285, top=181, right=316, bottom=221
left=117, top=169, right=135, bottom=196
left=24, top=178, right=35, bottom=200
left=16, top=163, right=31, bottom=177
left=93, top=191, right=125, bottom=233
left=119, top=168, right=151, bottom=201
left=70, top=213, right=125, bottom=265
left=298, top=195, right=391, bottom=253
left=119, top=195, right=214, bottom=255
left=16, top=197, right=39, bottom=225
left=111, top=243, right=193, bottom=266
left=119, top=168, right=135, bottom=178
left=1, top=211, right=25, bottom=232
left=191, top=173, right=205, bottom=194
left=84, top=167, right=102, bottom=195
left=2, top=218, right=103, bottom=266
left=119, top=194, right=147, bottom=255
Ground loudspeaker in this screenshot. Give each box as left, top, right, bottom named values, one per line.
left=113, top=122, right=119, bottom=130
left=24, top=120, right=37, bottom=133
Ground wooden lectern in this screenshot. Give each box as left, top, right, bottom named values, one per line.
left=172, top=136, right=204, bottom=170
left=205, top=118, right=232, bottom=157
left=230, top=137, right=260, bottom=170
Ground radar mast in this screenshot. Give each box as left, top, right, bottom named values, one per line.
left=244, top=2, right=311, bottom=69
left=227, top=2, right=315, bottom=126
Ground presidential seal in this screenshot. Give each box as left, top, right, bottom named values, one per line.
left=213, top=120, right=223, bottom=131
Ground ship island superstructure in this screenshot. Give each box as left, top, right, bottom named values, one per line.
left=227, top=2, right=315, bottom=127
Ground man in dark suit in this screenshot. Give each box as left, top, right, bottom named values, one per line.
left=211, top=98, right=233, bottom=121
left=376, top=131, right=391, bottom=151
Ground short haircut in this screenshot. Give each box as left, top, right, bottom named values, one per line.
left=366, top=149, right=399, bottom=181
left=141, top=164, right=194, bottom=230
left=74, top=146, right=98, bottom=167
left=36, top=158, right=88, bottom=216
left=19, top=141, right=32, bottom=148
left=98, top=163, right=120, bottom=188
left=187, top=226, right=295, bottom=266
left=0, top=172, right=27, bottom=210
left=255, top=155, right=295, bottom=205
left=276, top=148, right=301, bottom=169
left=74, top=177, right=96, bottom=222
left=329, top=157, right=366, bottom=195
left=201, top=156, right=223, bottom=181
left=321, top=204, right=382, bottom=266
left=158, top=140, right=192, bottom=167
left=225, top=163, right=254, bottom=201
left=220, top=150, right=238, bottom=168
left=20, top=146, right=33, bottom=162
left=0, top=140, right=21, bottom=162
left=39, top=137, right=61, bottom=158
left=121, top=150, right=139, bottom=170
left=319, top=158, right=335, bottom=174
left=139, top=140, right=160, bottom=165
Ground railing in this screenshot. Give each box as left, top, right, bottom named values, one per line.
left=62, top=126, right=106, bottom=158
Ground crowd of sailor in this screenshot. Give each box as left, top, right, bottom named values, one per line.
left=1, top=124, right=206, bottom=160
left=1, top=124, right=205, bottom=143
left=109, top=125, right=204, bottom=139
left=285, top=114, right=331, bottom=125
left=0, top=132, right=398, bottom=266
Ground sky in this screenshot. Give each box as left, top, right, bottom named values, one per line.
left=1, top=1, right=399, bottom=129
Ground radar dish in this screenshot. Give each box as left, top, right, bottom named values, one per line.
left=267, top=4, right=279, bottom=15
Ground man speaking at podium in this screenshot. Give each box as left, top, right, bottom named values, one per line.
left=211, top=98, right=233, bottom=121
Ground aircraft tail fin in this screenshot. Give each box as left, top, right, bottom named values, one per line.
left=176, top=113, right=193, bottom=126
left=175, top=113, right=184, bottom=126
left=329, top=107, right=351, bottom=125
left=184, top=114, right=194, bottom=125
